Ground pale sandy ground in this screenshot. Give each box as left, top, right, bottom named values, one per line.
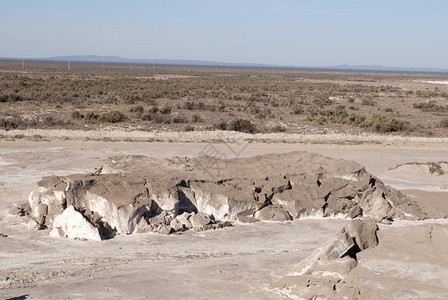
left=1, top=133, right=448, bottom=299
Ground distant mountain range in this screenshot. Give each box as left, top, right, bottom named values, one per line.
left=1, top=55, right=448, bottom=73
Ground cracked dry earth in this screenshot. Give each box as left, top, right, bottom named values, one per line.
left=1, top=140, right=448, bottom=299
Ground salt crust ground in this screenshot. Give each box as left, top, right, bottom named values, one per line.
left=1, top=133, right=448, bottom=299
left=2, top=128, right=448, bottom=144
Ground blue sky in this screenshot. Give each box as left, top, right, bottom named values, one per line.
left=1, top=0, right=447, bottom=68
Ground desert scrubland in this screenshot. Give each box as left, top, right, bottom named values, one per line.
left=1, top=61, right=448, bottom=299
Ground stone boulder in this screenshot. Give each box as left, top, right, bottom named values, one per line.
left=190, top=212, right=213, bottom=229
left=8, top=202, right=31, bottom=217
left=254, top=205, right=292, bottom=221
left=274, top=218, right=378, bottom=298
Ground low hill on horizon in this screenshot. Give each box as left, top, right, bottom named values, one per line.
left=1, top=55, right=448, bottom=73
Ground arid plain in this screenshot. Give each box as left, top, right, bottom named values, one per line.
left=1, top=62, right=448, bottom=299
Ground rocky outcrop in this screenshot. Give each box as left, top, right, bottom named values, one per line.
left=274, top=220, right=448, bottom=299
left=18, top=151, right=426, bottom=240
left=274, top=218, right=379, bottom=299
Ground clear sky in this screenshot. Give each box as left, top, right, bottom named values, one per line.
left=1, top=0, right=447, bottom=68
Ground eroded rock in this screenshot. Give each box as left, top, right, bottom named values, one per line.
left=235, top=215, right=259, bottom=223
left=254, top=205, right=292, bottom=221
left=49, top=205, right=101, bottom=241
left=274, top=218, right=379, bottom=298
left=8, top=202, right=30, bottom=217
left=17, top=151, right=426, bottom=240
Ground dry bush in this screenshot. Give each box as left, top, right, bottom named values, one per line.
left=160, top=105, right=171, bottom=114
left=229, top=119, right=257, bottom=133
left=173, top=116, right=188, bottom=123
left=413, top=101, right=448, bottom=112
left=313, top=96, right=333, bottom=107
left=215, top=121, right=227, bottom=130
left=318, top=106, right=409, bottom=133
left=0, top=118, right=18, bottom=130
left=183, top=101, right=195, bottom=110
left=0, top=62, right=444, bottom=136
left=191, top=114, right=202, bottom=122
left=0, top=93, right=23, bottom=102
left=130, top=105, right=144, bottom=114
left=441, top=118, right=448, bottom=128
left=98, top=111, right=126, bottom=123
left=361, top=99, right=376, bottom=106
left=269, top=125, right=286, bottom=133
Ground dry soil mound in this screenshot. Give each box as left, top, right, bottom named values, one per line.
left=389, top=161, right=448, bottom=176
left=12, top=151, right=426, bottom=240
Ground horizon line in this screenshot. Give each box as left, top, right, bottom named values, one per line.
left=1, top=55, right=448, bottom=73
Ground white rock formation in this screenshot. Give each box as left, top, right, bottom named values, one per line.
left=50, top=205, right=101, bottom=241
left=18, top=151, right=427, bottom=240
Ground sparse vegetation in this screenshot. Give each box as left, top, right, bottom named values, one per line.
left=0, top=118, right=18, bottom=130
left=0, top=60, right=447, bottom=136
left=98, top=110, right=126, bottom=123
left=441, top=118, right=448, bottom=128
left=361, top=99, right=376, bottom=106
left=413, top=101, right=448, bottom=112
left=316, top=106, right=409, bottom=133
left=229, top=119, right=257, bottom=133
left=160, top=105, right=172, bottom=115
left=269, top=125, right=286, bottom=133
left=0, top=93, right=23, bottom=102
